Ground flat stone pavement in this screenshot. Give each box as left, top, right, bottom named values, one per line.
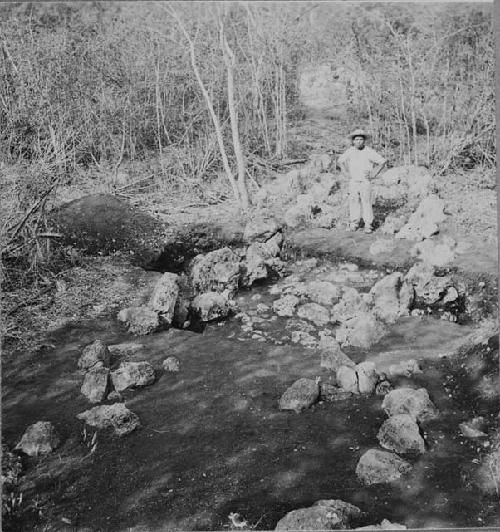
left=285, top=227, right=499, bottom=278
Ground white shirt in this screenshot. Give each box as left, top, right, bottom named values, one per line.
left=338, top=146, right=386, bottom=182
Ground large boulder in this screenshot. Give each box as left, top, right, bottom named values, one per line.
left=356, top=449, right=413, bottom=485
left=404, top=263, right=458, bottom=305
left=336, top=365, right=359, bottom=394
left=370, top=273, right=414, bottom=324
left=319, top=336, right=355, bottom=372
left=110, top=361, right=155, bottom=392
left=81, top=363, right=110, bottom=403
left=279, top=378, right=319, bottom=413
left=380, top=215, right=408, bottom=235
left=273, top=294, right=300, bottom=317
left=284, top=203, right=310, bottom=228
left=406, top=166, right=433, bottom=198
left=356, top=361, right=379, bottom=394
left=304, top=281, right=342, bottom=306
left=77, top=403, right=140, bottom=436
left=190, top=247, right=241, bottom=296
left=117, top=306, right=160, bottom=335
left=275, top=499, right=361, bottom=530
left=411, top=238, right=457, bottom=267
left=15, top=421, right=60, bottom=457
left=397, top=195, right=446, bottom=241
left=243, top=217, right=281, bottom=243
left=377, top=414, right=425, bottom=455
left=191, top=291, right=232, bottom=321
left=320, top=382, right=354, bottom=402
left=336, top=312, right=387, bottom=349
left=78, top=340, right=111, bottom=371
left=148, top=272, right=179, bottom=325
left=382, top=388, right=438, bottom=423
left=331, top=287, right=370, bottom=323
left=241, top=233, right=283, bottom=286
left=297, top=302, right=331, bottom=326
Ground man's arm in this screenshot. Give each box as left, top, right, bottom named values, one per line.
left=371, top=160, right=387, bottom=180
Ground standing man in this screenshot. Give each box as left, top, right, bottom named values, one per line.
left=338, top=129, right=386, bottom=234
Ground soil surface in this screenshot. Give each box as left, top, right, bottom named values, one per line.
left=2, top=247, right=499, bottom=531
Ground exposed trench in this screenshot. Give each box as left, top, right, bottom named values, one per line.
left=2, top=227, right=499, bottom=532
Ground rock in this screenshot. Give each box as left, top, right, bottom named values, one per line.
left=284, top=203, right=310, bottom=228
left=297, top=302, right=331, bottom=326
left=336, top=365, right=359, bottom=394
left=356, top=519, right=407, bottom=530
left=376, top=381, right=394, bottom=396
left=397, top=195, right=446, bottom=241
left=304, top=281, right=342, bottom=306
left=339, top=262, right=359, bottom=272
left=405, top=263, right=457, bottom=305
left=442, top=287, right=459, bottom=304
left=273, top=294, right=300, bottom=317
left=474, top=431, right=500, bottom=494
left=331, top=287, right=370, bottom=323
left=192, top=291, right=231, bottom=321
left=291, top=331, right=318, bottom=348
left=243, top=217, right=281, bottom=243
left=78, top=340, right=111, bottom=371
left=81, top=363, right=110, bottom=403
left=110, top=361, right=155, bottom=392
left=377, top=414, right=425, bottom=454
left=1, top=445, right=23, bottom=489
left=107, top=390, right=123, bottom=402
left=319, top=336, right=355, bottom=371
left=311, top=206, right=337, bottom=229
left=190, top=247, right=240, bottom=296
left=356, top=448, right=413, bottom=485
left=459, top=419, right=488, bottom=439
left=275, top=499, right=360, bottom=530
left=388, top=359, right=423, bottom=378
left=117, top=306, right=160, bottom=335
left=286, top=319, right=317, bottom=334
left=319, top=382, right=353, bottom=401
left=336, top=312, right=387, bottom=349
left=279, top=378, right=319, bottom=413
left=370, top=273, right=414, bottom=324
left=310, top=153, right=332, bottom=173
left=77, top=403, right=140, bottom=436
left=356, top=361, right=378, bottom=394
left=108, top=342, right=144, bottom=356
left=382, top=387, right=438, bottom=423
left=242, top=233, right=283, bottom=286
left=406, top=166, right=433, bottom=198
left=369, top=238, right=396, bottom=255
left=148, top=272, right=179, bottom=325
left=380, top=215, right=408, bottom=235
left=256, top=303, right=270, bottom=314
left=162, top=356, right=180, bottom=373
left=411, top=238, right=457, bottom=267
left=15, top=421, right=60, bottom=457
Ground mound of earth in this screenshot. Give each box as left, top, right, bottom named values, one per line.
left=50, top=194, right=246, bottom=271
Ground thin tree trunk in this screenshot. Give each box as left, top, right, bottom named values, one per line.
left=221, top=24, right=249, bottom=209
left=169, top=7, right=241, bottom=205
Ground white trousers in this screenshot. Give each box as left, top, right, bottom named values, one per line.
left=349, top=180, right=373, bottom=227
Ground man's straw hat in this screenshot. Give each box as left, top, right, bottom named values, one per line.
left=348, top=128, right=371, bottom=141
